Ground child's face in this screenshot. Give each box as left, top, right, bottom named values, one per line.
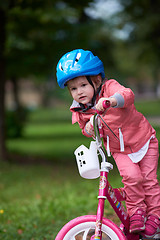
left=67, top=76, right=95, bottom=104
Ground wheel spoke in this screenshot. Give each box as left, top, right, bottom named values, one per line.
left=83, top=228, right=91, bottom=240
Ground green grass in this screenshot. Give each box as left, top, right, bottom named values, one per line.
left=27, top=107, right=72, bottom=123
left=0, top=161, right=122, bottom=239
left=0, top=162, right=159, bottom=239
left=135, top=99, right=160, bottom=116
left=7, top=107, right=92, bottom=162
left=7, top=122, right=91, bottom=162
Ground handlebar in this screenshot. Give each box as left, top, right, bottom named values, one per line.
left=96, top=100, right=110, bottom=115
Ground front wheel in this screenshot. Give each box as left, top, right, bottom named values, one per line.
left=55, top=215, right=127, bottom=240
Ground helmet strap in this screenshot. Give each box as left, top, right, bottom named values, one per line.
left=81, top=76, right=102, bottom=112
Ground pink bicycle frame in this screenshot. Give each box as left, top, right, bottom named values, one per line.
left=93, top=164, right=140, bottom=240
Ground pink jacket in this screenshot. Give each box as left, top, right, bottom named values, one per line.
left=70, top=79, right=155, bottom=154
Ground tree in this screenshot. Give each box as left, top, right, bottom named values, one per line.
left=0, top=7, right=7, bottom=160
left=1, top=0, right=112, bottom=160
left=116, top=0, right=160, bottom=93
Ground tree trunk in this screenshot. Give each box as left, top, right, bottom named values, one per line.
left=0, top=8, right=7, bottom=161
left=11, top=76, right=21, bottom=109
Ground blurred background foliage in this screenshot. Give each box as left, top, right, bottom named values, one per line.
left=0, top=0, right=160, bottom=161
left=0, top=1, right=160, bottom=238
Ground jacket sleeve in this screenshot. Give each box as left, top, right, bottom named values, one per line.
left=72, top=112, right=92, bottom=138
left=105, top=79, right=135, bottom=108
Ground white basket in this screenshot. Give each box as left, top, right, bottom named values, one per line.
left=74, top=141, right=100, bottom=179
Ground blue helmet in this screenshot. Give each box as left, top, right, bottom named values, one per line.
left=56, top=49, right=105, bottom=88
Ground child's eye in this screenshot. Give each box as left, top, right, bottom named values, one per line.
left=82, top=83, right=87, bottom=87
left=71, top=87, right=76, bottom=91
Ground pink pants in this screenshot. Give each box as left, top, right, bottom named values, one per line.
left=112, top=137, right=160, bottom=217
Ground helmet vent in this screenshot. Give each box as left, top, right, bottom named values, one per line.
left=59, top=62, right=63, bottom=71
left=75, top=52, right=81, bottom=65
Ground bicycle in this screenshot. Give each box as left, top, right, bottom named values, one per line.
left=55, top=101, right=160, bottom=240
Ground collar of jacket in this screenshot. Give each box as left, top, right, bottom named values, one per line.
left=70, top=100, right=96, bottom=113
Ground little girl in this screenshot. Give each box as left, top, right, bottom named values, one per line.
left=56, top=49, right=160, bottom=237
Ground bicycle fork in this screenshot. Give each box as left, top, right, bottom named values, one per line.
left=94, top=162, right=130, bottom=240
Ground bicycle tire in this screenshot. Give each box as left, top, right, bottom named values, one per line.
left=55, top=215, right=127, bottom=240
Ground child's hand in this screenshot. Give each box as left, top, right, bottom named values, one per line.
left=87, top=116, right=103, bottom=138
left=95, top=98, right=109, bottom=114
left=85, top=121, right=94, bottom=136
left=96, top=97, right=117, bottom=115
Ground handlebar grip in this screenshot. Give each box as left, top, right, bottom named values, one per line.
left=103, top=100, right=110, bottom=109
left=96, top=100, right=110, bottom=114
